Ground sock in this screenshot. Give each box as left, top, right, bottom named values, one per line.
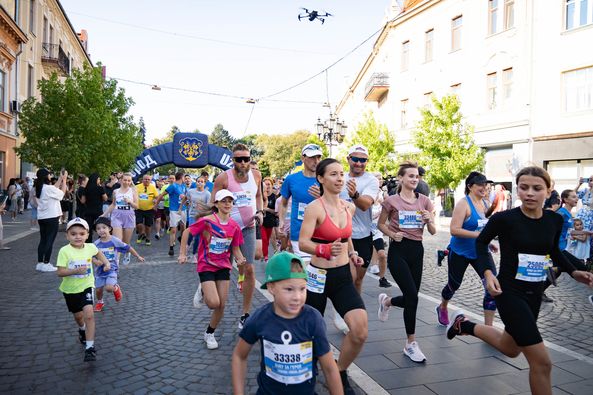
left=241, top=313, right=249, bottom=319
left=85, top=340, right=94, bottom=349
left=339, top=370, right=350, bottom=387
left=460, top=320, right=476, bottom=336
left=206, top=325, right=215, bottom=334
left=97, top=299, right=104, bottom=303
left=79, top=324, right=86, bottom=331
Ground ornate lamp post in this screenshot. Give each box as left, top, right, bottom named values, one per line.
left=315, top=114, right=347, bottom=157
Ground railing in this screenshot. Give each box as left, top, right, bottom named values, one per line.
left=364, top=72, right=390, bottom=100
left=41, top=43, right=70, bottom=75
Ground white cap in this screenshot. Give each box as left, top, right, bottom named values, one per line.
left=301, top=143, right=323, bottom=157
left=348, top=144, right=369, bottom=156
left=66, top=217, right=89, bottom=231
left=214, top=189, right=235, bottom=202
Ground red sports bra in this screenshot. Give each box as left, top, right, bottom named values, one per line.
left=311, top=198, right=352, bottom=244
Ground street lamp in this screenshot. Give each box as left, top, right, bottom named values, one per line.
left=316, top=113, right=347, bottom=157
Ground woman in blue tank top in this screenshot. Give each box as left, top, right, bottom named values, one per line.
left=435, top=172, right=497, bottom=327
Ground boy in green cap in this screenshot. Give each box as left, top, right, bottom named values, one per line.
left=231, top=252, right=342, bottom=395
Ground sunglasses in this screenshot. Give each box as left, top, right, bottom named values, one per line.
left=233, top=156, right=251, bottom=163
left=349, top=157, right=368, bottom=164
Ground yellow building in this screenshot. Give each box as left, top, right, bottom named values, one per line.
left=0, top=0, right=91, bottom=188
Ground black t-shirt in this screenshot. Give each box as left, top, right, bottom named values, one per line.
left=476, top=207, right=576, bottom=293
left=263, top=193, right=278, bottom=228
left=103, top=181, right=120, bottom=204
left=83, top=186, right=106, bottom=215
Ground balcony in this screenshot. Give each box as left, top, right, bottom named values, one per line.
left=364, top=72, right=389, bottom=101
left=41, top=43, right=70, bottom=77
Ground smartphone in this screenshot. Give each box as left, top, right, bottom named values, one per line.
left=581, top=177, right=589, bottom=183
left=60, top=167, right=65, bottom=176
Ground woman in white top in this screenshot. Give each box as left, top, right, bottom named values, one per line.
left=35, top=168, right=68, bottom=272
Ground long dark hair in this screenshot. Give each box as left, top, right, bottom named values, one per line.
left=464, top=171, right=486, bottom=195
left=34, top=170, right=50, bottom=198
left=316, top=158, right=340, bottom=197
left=560, top=189, right=575, bottom=207
left=85, top=173, right=101, bottom=195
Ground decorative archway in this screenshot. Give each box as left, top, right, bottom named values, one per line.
left=130, top=132, right=233, bottom=182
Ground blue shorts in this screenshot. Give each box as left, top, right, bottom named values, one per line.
left=95, top=275, right=118, bottom=288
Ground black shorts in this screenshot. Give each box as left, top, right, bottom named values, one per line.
left=352, top=235, right=374, bottom=268
left=495, top=285, right=543, bottom=347
left=198, top=269, right=231, bottom=283
left=373, top=237, right=385, bottom=252
left=63, top=287, right=94, bottom=313
left=306, top=263, right=365, bottom=318
left=135, top=209, right=155, bottom=226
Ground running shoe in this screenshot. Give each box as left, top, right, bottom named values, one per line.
left=369, top=265, right=380, bottom=274
left=333, top=313, right=349, bottom=335
left=435, top=305, right=449, bottom=326
left=589, top=295, right=593, bottom=307
left=237, top=274, right=245, bottom=293
left=93, top=302, right=104, bottom=312
left=541, top=293, right=554, bottom=303
left=113, top=285, right=123, bottom=302
left=436, top=249, right=446, bottom=266
left=122, top=253, right=131, bottom=266
left=193, top=283, right=202, bottom=308
left=36, top=262, right=44, bottom=272
left=145, top=239, right=152, bottom=246
left=166, top=229, right=170, bottom=234
left=403, top=341, right=426, bottom=363
left=379, top=277, right=392, bottom=288
left=446, top=310, right=468, bottom=340
left=84, top=346, right=96, bottom=362
left=42, top=263, right=57, bottom=272
left=378, top=293, right=391, bottom=322
left=78, top=329, right=86, bottom=344
left=136, top=235, right=144, bottom=244
left=238, top=314, right=249, bottom=330
left=204, top=332, right=219, bottom=350
left=168, top=246, right=174, bottom=256
left=154, top=233, right=160, bottom=240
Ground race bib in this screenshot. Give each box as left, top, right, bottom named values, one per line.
left=516, top=253, right=551, bottom=282
left=209, top=236, right=232, bottom=255
left=100, top=247, right=116, bottom=263
left=306, top=265, right=327, bottom=294
left=399, top=210, right=423, bottom=229
left=263, top=331, right=313, bottom=385
left=138, top=193, right=149, bottom=200
left=68, top=258, right=93, bottom=278
left=297, top=202, right=308, bottom=221
left=116, top=198, right=129, bottom=209
left=477, top=218, right=488, bottom=232
left=234, top=191, right=252, bottom=208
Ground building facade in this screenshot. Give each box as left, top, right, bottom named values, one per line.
left=0, top=0, right=90, bottom=188
left=336, top=0, right=593, bottom=197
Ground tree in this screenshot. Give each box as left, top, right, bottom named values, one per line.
left=257, top=130, right=323, bottom=177
left=413, top=94, right=484, bottom=191
left=209, top=124, right=235, bottom=150
left=15, top=63, right=142, bottom=177
left=341, top=111, right=397, bottom=175
left=235, top=133, right=264, bottom=160
left=139, top=117, right=147, bottom=148
left=149, top=125, right=181, bottom=176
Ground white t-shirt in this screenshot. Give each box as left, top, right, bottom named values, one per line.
left=339, top=172, right=380, bottom=239
left=37, top=184, right=65, bottom=220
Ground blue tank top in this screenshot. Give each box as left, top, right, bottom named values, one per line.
left=449, top=196, right=488, bottom=259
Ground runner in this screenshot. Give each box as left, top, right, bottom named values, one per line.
left=181, top=176, right=211, bottom=257
left=339, top=144, right=380, bottom=294
left=103, top=173, right=139, bottom=265
left=261, top=177, right=278, bottom=262
left=135, top=174, right=158, bottom=246
left=179, top=189, right=246, bottom=349
left=155, top=172, right=187, bottom=257
left=436, top=172, right=497, bottom=326
left=446, top=166, right=593, bottom=395
left=377, top=161, right=436, bottom=363
left=211, top=143, right=264, bottom=329
left=370, top=172, right=390, bottom=288
left=299, top=158, right=367, bottom=395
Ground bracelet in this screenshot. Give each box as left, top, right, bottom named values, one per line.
left=315, top=244, right=332, bottom=260
left=348, top=251, right=358, bottom=257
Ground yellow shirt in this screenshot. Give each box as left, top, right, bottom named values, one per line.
left=57, top=243, right=99, bottom=294
left=135, top=183, right=158, bottom=211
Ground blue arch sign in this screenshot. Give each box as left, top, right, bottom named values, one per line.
left=130, top=132, right=233, bottom=181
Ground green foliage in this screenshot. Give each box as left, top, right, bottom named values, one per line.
left=340, top=112, right=397, bottom=175
left=257, top=130, right=325, bottom=177
left=413, top=94, right=484, bottom=191
left=150, top=125, right=181, bottom=176
left=15, top=63, right=142, bottom=177
left=235, top=133, right=264, bottom=160
left=209, top=124, right=235, bottom=150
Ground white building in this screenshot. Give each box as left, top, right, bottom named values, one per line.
left=336, top=0, right=593, bottom=196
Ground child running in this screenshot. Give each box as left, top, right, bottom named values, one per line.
left=93, top=217, right=145, bottom=312
left=231, top=251, right=342, bottom=395
left=56, top=217, right=111, bottom=362
left=178, top=189, right=246, bottom=349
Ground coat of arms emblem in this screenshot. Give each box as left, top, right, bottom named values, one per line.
left=179, top=138, right=203, bottom=162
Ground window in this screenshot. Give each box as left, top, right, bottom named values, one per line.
left=488, top=0, right=499, bottom=35
left=451, top=16, right=462, bottom=51
left=502, top=68, right=513, bottom=100
left=27, top=65, right=34, bottom=98
left=563, top=66, right=593, bottom=112
left=401, top=40, right=410, bottom=71
left=29, top=0, right=35, bottom=34
left=425, top=29, right=433, bottom=62
left=0, top=71, right=5, bottom=112
left=504, top=0, right=515, bottom=29
left=400, top=99, right=408, bottom=128
left=43, top=16, right=48, bottom=43
left=487, top=72, right=497, bottom=110
left=424, top=92, right=433, bottom=108
left=566, top=0, right=593, bottom=30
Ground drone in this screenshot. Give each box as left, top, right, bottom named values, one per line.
left=298, top=8, right=333, bottom=24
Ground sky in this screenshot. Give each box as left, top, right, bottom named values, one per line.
left=60, top=0, right=390, bottom=144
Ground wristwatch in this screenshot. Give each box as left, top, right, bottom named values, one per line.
left=350, top=191, right=360, bottom=200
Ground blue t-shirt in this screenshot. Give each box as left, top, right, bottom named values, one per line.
left=281, top=172, right=318, bottom=241
left=94, top=236, right=130, bottom=277
left=239, top=303, right=330, bottom=395
left=166, top=183, right=186, bottom=211
left=205, top=181, right=214, bottom=192
left=557, top=207, right=573, bottom=251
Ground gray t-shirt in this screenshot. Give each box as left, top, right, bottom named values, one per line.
left=186, top=189, right=211, bottom=216
left=339, top=172, right=380, bottom=239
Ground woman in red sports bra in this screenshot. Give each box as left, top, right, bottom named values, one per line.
left=299, top=158, right=368, bottom=394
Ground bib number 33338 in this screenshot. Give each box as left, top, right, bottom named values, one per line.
left=263, top=331, right=313, bottom=385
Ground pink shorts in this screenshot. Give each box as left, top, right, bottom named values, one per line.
left=111, top=209, right=136, bottom=229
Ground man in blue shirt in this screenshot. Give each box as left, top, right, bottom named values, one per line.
left=155, top=172, right=187, bottom=256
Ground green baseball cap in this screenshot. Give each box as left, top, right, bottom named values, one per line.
left=260, top=252, right=307, bottom=289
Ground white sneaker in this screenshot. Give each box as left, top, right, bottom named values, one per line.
left=204, top=332, right=218, bottom=349
left=42, top=263, right=57, bottom=272
left=378, top=293, right=390, bottom=322
left=403, top=341, right=426, bottom=363
left=369, top=264, right=380, bottom=274
left=193, top=283, right=202, bottom=308
left=36, top=262, right=45, bottom=272
left=333, top=312, right=349, bottom=335
left=122, top=253, right=131, bottom=265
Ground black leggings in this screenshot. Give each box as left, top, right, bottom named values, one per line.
left=37, top=217, right=59, bottom=263
left=387, top=238, right=424, bottom=335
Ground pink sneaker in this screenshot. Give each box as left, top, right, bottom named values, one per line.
left=435, top=305, right=449, bottom=326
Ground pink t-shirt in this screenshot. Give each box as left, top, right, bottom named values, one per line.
left=381, top=193, right=434, bottom=241
left=188, top=214, right=244, bottom=273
